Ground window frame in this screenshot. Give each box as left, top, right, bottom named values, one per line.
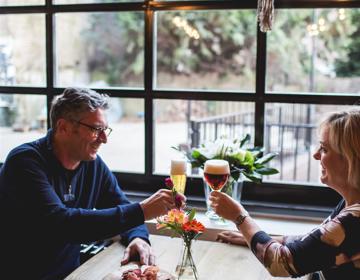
left=0, top=0, right=359, bottom=219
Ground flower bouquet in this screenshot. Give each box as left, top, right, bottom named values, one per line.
left=175, top=134, right=279, bottom=221
left=157, top=178, right=205, bottom=280
left=183, top=134, right=279, bottom=183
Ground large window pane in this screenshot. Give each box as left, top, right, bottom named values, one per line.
left=154, top=100, right=255, bottom=175
left=264, top=103, right=355, bottom=184
left=0, top=94, right=46, bottom=161
left=55, top=0, right=142, bottom=3
left=0, top=0, right=43, bottom=5
left=0, top=14, right=45, bottom=86
left=55, top=12, right=144, bottom=88
left=98, top=98, right=144, bottom=173
left=267, top=9, right=360, bottom=94
left=156, top=10, right=257, bottom=91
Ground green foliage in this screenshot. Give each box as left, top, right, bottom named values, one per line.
left=80, top=8, right=359, bottom=90
left=81, top=12, right=144, bottom=85
left=335, top=10, right=360, bottom=77
left=175, top=134, right=279, bottom=183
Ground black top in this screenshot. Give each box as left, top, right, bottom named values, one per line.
left=250, top=199, right=360, bottom=279
left=0, top=130, right=149, bottom=280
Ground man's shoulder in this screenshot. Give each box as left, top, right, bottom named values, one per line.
left=6, top=136, right=47, bottom=161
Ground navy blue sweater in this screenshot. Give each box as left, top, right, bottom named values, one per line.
left=0, top=130, right=148, bottom=279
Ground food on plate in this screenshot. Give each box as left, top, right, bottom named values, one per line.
left=121, top=265, right=160, bottom=280
left=103, top=263, right=174, bottom=280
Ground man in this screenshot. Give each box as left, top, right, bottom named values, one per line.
left=0, top=88, right=182, bottom=279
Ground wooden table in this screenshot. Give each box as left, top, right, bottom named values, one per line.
left=65, top=235, right=308, bottom=280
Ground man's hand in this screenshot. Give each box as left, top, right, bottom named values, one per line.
left=121, top=238, right=155, bottom=266
left=140, top=189, right=186, bottom=220
left=216, top=231, right=248, bottom=246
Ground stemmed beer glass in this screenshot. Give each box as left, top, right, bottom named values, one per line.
left=204, top=159, right=230, bottom=191
left=203, top=159, right=230, bottom=222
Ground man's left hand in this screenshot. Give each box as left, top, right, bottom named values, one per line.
left=121, top=238, right=155, bottom=266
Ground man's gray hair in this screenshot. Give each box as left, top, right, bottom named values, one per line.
left=50, top=87, right=109, bottom=130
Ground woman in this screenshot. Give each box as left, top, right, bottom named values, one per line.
left=210, top=109, right=360, bottom=279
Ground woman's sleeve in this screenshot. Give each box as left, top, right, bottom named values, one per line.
left=250, top=208, right=358, bottom=277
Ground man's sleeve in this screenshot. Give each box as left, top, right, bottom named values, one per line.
left=97, top=160, right=150, bottom=245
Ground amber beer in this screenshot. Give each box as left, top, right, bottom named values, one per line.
left=170, top=159, right=187, bottom=194
left=204, top=159, right=230, bottom=191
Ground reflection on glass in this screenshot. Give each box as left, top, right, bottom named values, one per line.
left=264, top=103, right=356, bottom=184
left=0, top=94, right=46, bottom=161
left=55, top=12, right=144, bottom=88
left=267, top=8, right=360, bottom=94
left=0, top=14, right=45, bottom=86
left=98, top=98, right=144, bottom=173
left=154, top=100, right=255, bottom=175
left=0, top=0, right=43, bottom=5
left=156, top=10, right=256, bottom=91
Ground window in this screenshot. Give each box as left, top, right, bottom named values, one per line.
left=55, top=12, right=144, bottom=88
left=1, top=0, right=359, bottom=217
left=0, top=14, right=45, bottom=86
left=0, top=94, right=46, bottom=161
left=99, top=97, right=145, bottom=173
left=155, top=10, right=256, bottom=91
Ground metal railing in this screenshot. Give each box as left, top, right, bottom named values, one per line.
left=189, top=110, right=318, bottom=183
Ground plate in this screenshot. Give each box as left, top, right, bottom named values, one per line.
left=103, top=262, right=175, bottom=280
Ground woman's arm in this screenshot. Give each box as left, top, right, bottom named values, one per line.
left=210, top=191, right=309, bottom=277
left=217, top=231, right=286, bottom=246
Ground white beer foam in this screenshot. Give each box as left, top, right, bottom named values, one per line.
left=170, top=159, right=187, bottom=175
left=204, top=159, right=230, bottom=174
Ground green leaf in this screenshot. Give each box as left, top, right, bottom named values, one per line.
left=255, top=152, right=279, bottom=165
left=239, top=134, right=251, bottom=148
left=243, top=151, right=255, bottom=165
left=242, top=171, right=262, bottom=183
left=188, top=208, right=196, bottom=221
left=191, top=149, right=202, bottom=159
left=255, top=167, right=279, bottom=175
left=231, top=171, right=240, bottom=182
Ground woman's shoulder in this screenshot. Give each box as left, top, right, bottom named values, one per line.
left=339, top=203, right=360, bottom=218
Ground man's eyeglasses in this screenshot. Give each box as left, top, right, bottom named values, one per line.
left=73, top=120, right=112, bottom=137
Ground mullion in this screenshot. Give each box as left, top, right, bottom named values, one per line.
left=45, top=0, right=54, bottom=128
left=144, top=1, right=154, bottom=176
left=255, top=25, right=267, bottom=148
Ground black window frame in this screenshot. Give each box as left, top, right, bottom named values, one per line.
left=1, top=0, right=359, bottom=219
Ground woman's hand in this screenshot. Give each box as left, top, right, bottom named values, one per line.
left=209, top=191, right=244, bottom=221
left=216, top=231, right=248, bottom=246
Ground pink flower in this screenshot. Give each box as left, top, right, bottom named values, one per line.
left=174, top=193, right=183, bottom=209
left=165, top=177, right=174, bottom=188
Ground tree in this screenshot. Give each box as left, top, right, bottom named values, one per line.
left=335, top=10, right=360, bottom=77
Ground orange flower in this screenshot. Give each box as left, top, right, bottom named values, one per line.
left=166, top=208, right=188, bottom=225
left=182, top=219, right=205, bottom=233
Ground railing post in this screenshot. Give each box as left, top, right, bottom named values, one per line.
left=190, top=120, right=200, bottom=148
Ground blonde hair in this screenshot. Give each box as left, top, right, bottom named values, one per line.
left=320, top=110, right=360, bottom=189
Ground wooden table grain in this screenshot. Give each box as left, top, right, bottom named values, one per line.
left=65, top=235, right=308, bottom=280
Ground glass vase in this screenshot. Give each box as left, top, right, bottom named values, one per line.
left=175, top=239, right=199, bottom=280
left=204, top=174, right=244, bottom=223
